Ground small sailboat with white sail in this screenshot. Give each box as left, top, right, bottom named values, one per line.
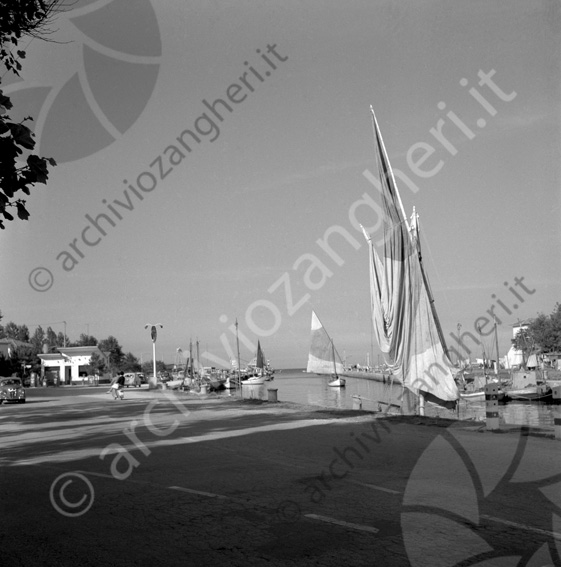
left=306, top=311, right=346, bottom=387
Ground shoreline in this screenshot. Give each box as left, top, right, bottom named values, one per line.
left=22, top=385, right=559, bottom=440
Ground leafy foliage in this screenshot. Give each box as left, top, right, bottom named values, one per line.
left=121, top=352, right=141, bottom=373
left=0, top=353, right=17, bottom=376
left=98, top=336, right=125, bottom=369
left=0, top=341, right=41, bottom=376
left=10, top=344, right=40, bottom=373
left=87, top=351, right=107, bottom=375
left=0, top=1, right=63, bottom=72
left=0, top=1, right=63, bottom=228
left=141, top=360, right=167, bottom=375
left=29, top=324, right=45, bottom=351
left=73, top=333, right=98, bottom=347
left=44, top=326, right=59, bottom=350
left=1, top=321, right=30, bottom=341
left=512, top=303, right=561, bottom=356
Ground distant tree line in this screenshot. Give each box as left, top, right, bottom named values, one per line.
left=0, top=309, right=166, bottom=378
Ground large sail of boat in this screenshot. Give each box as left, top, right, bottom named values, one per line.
left=306, top=310, right=344, bottom=375
left=256, top=340, right=265, bottom=370
left=362, top=107, right=458, bottom=406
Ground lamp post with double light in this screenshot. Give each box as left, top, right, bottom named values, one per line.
left=144, top=324, right=163, bottom=389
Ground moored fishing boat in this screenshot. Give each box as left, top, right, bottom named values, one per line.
left=504, top=385, right=553, bottom=403
left=459, top=387, right=507, bottom=403
left=241, top=375, right=267, bottom=385
left=458, top=372, right=507, bottom=403
left=241, top=341, right=270, bottom=385
left=503, top=370, right=555, bottom=403
left=205, top=370, right=227, bottom=391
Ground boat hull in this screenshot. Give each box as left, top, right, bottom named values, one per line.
left=460, top=390, right=506, bottom=403
left=504, top=387, right=553, bottom=403
left=241, top=377, right=266, bottom=385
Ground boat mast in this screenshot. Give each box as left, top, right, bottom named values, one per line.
left=477, top=324, right=489, bottom=383
left=189, top=338, right=193, bottom=380
left=412, top=212, right=451, bottom=359
left=331, top=339, right=338, bottom=378
left=494, top=316, right=500, bottom=377
left=370, top=107, right=450, bottom=361
left=196, top=339, right=201, bottom=381
left=235, top=318, right=242, bottom=386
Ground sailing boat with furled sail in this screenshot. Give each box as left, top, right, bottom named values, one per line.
left=306, top=310, right=346, bottom=387
left=362, top=107, right=459, bottom=413
left=241, top=340, right=268, bottom=385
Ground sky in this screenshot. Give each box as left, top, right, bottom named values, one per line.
left=1, top=0, right=559, bottom=369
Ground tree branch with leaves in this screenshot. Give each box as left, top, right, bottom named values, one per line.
left=0, top=1, right=64, bottom=229
left=512, top=303, right=561, bottom=368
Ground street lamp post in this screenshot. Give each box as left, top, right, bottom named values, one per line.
left=144, top=324, right=163, bottom=389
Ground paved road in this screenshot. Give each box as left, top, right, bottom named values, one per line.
left=1, top=388, right=560, bottom=566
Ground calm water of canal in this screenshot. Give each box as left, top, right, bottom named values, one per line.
left=228, top=369, right=557, bottom=430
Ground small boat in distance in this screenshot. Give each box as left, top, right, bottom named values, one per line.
left=241, top=375, right=266, bottom=385
left=241, top=341, right=269, bottom=385
left=306, top=311, right=345, bottom=387
left=328, top=374, right=346, bottom=388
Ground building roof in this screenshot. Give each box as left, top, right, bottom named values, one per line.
left=37, top=353, right=63, bottom=361
left=57, top=346, right=103, bottom=357
left=38, top=346, right=108, bottom=362
left=0, top=338, right=33, bottom=348
left=0, top=338, right=33, bottom=357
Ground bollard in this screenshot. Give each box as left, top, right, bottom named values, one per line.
left=352, top=395, right=362, bottom=410
left=485, top=382, right=500, bottom=431
left=267, top=388, right=278, bottom=403
left=200, top=384, right=208, bottom=395
left=553, top=386, right=561, bottom=441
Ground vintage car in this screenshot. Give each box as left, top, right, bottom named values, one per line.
left=124, top=373, right=142, bottom=388
left=0, top=377, right=26, bottom=404
left=157, top=371, right=171, bottom=382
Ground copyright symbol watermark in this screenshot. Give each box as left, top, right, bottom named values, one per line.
left=29, top=267, right=54, bottom=292
left=49, top=472, right=94, bottom=518
left=276, top=500, right=301, bottom=523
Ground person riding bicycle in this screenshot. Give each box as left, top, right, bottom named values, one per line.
left=110, top=371, right=126, bottom=400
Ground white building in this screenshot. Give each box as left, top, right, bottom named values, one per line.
left=38, top=346, right=109, bottom=384
left=504, top=321, right=529, bottom=369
